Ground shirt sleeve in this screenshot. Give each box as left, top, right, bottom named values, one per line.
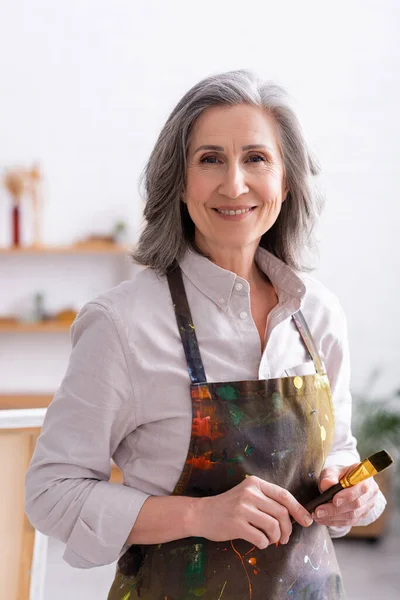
left=321, top=302, right=387, bottom=537
left=322, top=303, right=360, bottom=469
left=24, top=301, right=149, bottom=568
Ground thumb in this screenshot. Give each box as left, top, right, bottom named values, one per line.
left=318, top=466, right=341, bottom=493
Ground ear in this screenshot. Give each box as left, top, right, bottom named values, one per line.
left=281, top=176, right=289, bottom=202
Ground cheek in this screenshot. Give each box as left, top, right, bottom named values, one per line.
left=186, top=176, right=214, bottom=208
left=257, top=174, right=285, bottom=200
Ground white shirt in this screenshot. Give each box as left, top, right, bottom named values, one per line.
left=25, top=247, right=386, bottom=569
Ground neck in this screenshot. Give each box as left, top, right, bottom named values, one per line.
left=195, top=235, right=263, bottom=286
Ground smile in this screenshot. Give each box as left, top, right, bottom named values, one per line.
left=217, top=208, right=252, bottom=215
left=214, top=207, right=256, bottom=215
left=212, top=206, right=257, bottom=220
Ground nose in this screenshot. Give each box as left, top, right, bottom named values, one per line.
left=218, top=162, right=249, bottom=199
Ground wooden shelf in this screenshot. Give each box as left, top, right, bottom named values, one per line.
left=0, top=242, right=129, bottom=255
left=0, top=320, right=74, bottom=333
left=0, top=395, right=53, bottom=410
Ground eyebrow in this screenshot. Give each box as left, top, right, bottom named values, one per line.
left=193, top=144, right=275, bottom=154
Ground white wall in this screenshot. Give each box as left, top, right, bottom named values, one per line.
left=1, top=0, right=399, bottom=395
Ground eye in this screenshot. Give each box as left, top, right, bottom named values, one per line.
left=199, top=155, right=220, bottom=164
left=248, top=154, right=267, bottom=163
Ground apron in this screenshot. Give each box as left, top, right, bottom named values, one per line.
left=108, top=266, right=346, bottom=600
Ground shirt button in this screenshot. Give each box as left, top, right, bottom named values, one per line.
left=239, top=311, right=248, bottom=320
left=218, top=298, right=226, bottom=305
left=235, top=282, right=243, bottom=291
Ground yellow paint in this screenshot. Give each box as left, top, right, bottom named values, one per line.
left=218, top=581, right=228, bottom=599
left=314, top=373, right=329, bottom=389
left=320, top=425, right=327, bottom=441
left=293, top=376, right=303, bottom=390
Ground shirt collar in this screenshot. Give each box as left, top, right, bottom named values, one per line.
left=179, top=246, right=306, bottom=310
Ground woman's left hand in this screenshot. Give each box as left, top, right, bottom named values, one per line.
left=312, top=464, right=379, bottom=527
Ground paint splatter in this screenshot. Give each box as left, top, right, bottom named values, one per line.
left=191, top=385, right=212, bottom=400
left=293, top=376, right=303, bottom=389
left=304, top=539, right=328, bottom=572
left=187, top=455, right=214, bottom=470
left=304, top=555, right=320, bottom=570
left=190, top=588, right=206, bottom=597
left=192, top=412, right=211, bottom=437
left=230, top=541, right=253, bottom=599
left=121, top=584, right=135, bottom=600
left=320, top=425, right=327, bottom=441
left=314, top=373, right=329, bottom=389
left=226, top=455, right=244, bottom=464
left=218, top=581, right=228, bottom=599
left=271, top=448, right=294, bottom=460
left=229, top=406, right=245, bottom=426
left=244, top=444, right=254, bottom=455
left=271, top=391, right=282, bottom=409
left=216, top=385, right=239, bottom=401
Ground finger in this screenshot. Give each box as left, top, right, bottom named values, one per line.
left=241, top=522, right=270, bottom=550
left=313, top=500, right=377, bottom=526
left=314, top=481, right=378, bottom=519
left=246, top=506, right=283, bottom=545
left=318, top=466, right=341, bottom=492
left=259, top=480, right=313, bottom=527
left=256, top=496, right=293, bottom=544
left=332, top=480, right=379, bottom=510
left=312, top=492, right=373, bottom=520
left=317, top=520, right=355, bottom=527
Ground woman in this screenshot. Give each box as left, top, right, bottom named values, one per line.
left=25, top=70, right=386, bottom=599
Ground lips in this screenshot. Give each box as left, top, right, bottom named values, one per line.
left=213, top=206, right=256, bottom=216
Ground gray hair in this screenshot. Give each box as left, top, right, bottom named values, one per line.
left=132, top=69, right=323, bottom=274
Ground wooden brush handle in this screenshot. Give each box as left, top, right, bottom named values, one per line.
left=304, top=483, right=344, bottom=514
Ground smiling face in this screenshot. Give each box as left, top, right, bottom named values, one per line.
left=183, top=103, right=288, bottom=256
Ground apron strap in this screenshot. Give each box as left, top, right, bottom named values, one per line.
left=292, top=310, right=326, bottom=375
left=167, top=266, right=207, bottom=384
left=167, top=266, right=325, bottom=381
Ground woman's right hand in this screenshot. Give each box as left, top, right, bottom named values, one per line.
left=193, top=475, right=313, bottom=549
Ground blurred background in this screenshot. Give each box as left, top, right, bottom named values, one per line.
left=0, top=1, right=399, bottom=599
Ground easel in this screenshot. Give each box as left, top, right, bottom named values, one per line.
left=0, top=409, right=48, bottom=600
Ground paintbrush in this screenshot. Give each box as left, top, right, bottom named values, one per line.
left=304, top=450, right=393, bottom=515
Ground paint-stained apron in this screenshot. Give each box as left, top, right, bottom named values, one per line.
left=108, top=266, right=346, bottom=600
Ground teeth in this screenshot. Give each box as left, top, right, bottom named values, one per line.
left=217, top=208, right=253, bottom=215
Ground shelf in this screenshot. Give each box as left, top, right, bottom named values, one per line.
left=0, top=395, right=53, bottom=410
left=0, top=320, right=74, bottom=333
left=0, top=242, right=129, bottom=255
